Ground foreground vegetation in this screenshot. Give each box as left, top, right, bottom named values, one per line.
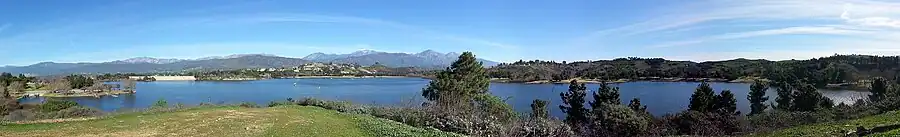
left=750, top=111, right=900, bottom=136
left=0, top=105, right=459, bottom=137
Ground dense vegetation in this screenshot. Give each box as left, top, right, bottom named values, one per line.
left=488, top=55, right=899, bottom=88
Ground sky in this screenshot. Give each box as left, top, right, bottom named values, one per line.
left=0, top=0, right=899, bottom=66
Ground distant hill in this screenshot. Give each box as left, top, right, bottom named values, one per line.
left=0, top=50, right=501, bottom=75
left=303, top=50, right=500, bottom=68
left=0, top=55, right=309, bottom=75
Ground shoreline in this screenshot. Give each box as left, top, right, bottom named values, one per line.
left=286, top=75, right=418, bottom=79
left=38, top=90, right=133, bottom=98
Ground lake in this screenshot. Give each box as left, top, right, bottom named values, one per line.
left=19, top=78, right=871, bottom=118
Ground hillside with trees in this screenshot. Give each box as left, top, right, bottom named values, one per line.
left=488, top=55, right=896, bottom=88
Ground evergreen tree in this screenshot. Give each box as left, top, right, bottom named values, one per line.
left=591, top=82, right=621, bottom=109
left=422, top=52, right=489, bottom=106
left=792, top=83, right=825, bottom=111
left=531, top=99, right=549, bottom=119
left=869, top=77, right=889, bottom=102
left=627, top=98, right=647, bottom=113
left=689, top=82, right=716, bottom=112
left=714, top=90, right=739, bottom=115
left=774, top=82, right=794, bottom=110
left=560, top=80, right=589, bottom=126
left=748, top=80, right=769, bottom=115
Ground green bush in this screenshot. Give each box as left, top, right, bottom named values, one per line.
left=591, top=103, right=650, bottom=136
left=38, top=99, right=78, bottom=112
left=151, top=99, right=168, bottom=109
left=239, top=102, right=260, bottom=108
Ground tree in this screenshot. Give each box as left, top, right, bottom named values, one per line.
left=65, top=74, right=95, bottom=89
left=50, top=78, right=72, bottom=93
left=870, top=77, right=889, bottom=102
left=6, top=81, right=25, bottom=96
left=627, top=98, right=648, bottom=115
left=531, top=99, right=549, bottom=119
left=560, top=80, right=589, bottom=126
left=122, top=79, right=137, bottom=92
left=748, top=80, right=769, bottom=115
left=422, top=52, right=489, bottom=106
left=591, top=82, right=621, bottom=109
left=689, top=82, right=716, bottom=112
left=713, top=90, right=739, bottom=115
left=773, top=82, right=793, bottom=110
left=591, top=103, right=649, bottom=137
left=792, top=83, right=828, bottom=111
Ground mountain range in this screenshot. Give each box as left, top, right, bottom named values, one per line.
left=0, top=50, right=498, bottom=75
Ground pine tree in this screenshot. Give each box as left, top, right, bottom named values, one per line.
left=591, top=82, right=621, bottom=109
left=714, top=90, right=739, bottom=115
left=869, top=77, right=889, bottom=103
left=689, top=82, right=716, bottom=112
left=792, top=83, right=824, bottom=111
left=748, top=80, right=769, bottom=115
left=422, top=52, right=489, bottom=106
left=531, top=99, right=549, bottom=119
left=628, top=98, right=647, bottom=113
left=560, top=80, right=589, bottom=126
left=774, top=82, right=794, bottom=110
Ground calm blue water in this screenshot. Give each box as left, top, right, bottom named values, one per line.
left=20, top=78, right=870, bottom=117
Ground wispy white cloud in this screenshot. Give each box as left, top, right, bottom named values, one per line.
left=842, top=3, right=900, bottom=29
left=583, top=0, right=900, bottom=49
left=650, top=26, right=871, bottom=48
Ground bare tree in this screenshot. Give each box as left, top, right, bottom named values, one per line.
left=50, top=78, right=72, bottom=94
left=122, top=79, right=137, bottom=93
left=7, top=81, right=25, bottom=96
left=86, top=81, right=107, bottom=93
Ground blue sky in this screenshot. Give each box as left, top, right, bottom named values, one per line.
left=1, top=0, right=899, bottom=66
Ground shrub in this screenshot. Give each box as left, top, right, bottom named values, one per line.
left=591, top=103, right=650, bottom=137
left=505, top=118, right=574, bottom=137
left=3, top=109, right=35, bottom=121
left=0, top=97, right=20, bottom=115
left=239, top=102, right=260, bottom=108
left=38, top=106, right=102, bottom=119
left=38, top=99, right=78, bottom=112
left=151, top=99, right=168, bottom=109
left=267, top=101, right=293, bottom=107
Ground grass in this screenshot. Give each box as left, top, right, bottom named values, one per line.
left=0, top=105, right=460, bottom=137
left=747, top=111, right=900, bottom=136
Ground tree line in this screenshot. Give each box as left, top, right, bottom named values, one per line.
left=488, top=55, right=899, bottom=88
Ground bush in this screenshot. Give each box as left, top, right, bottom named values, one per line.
left=239, top=102, right=260, bottom=108
left=505, top=118, right=575, bottom=137
left=746, top=110, right=834, bottom=132
left=3, top=109, right=35, bottom=121
left=38, top=106, right=102, bottom=119
left=38, top=99, right=78, bottom=112
left=0, top=97, right=20, bottom=115
left=591, top=103, right=650, bottom=137
left=267, top=100, right=293, bottom=107
left=151, top=99, right=168, bottom=109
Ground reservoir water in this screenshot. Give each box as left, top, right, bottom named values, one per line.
left=19, top=78, right=870, bottom=118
